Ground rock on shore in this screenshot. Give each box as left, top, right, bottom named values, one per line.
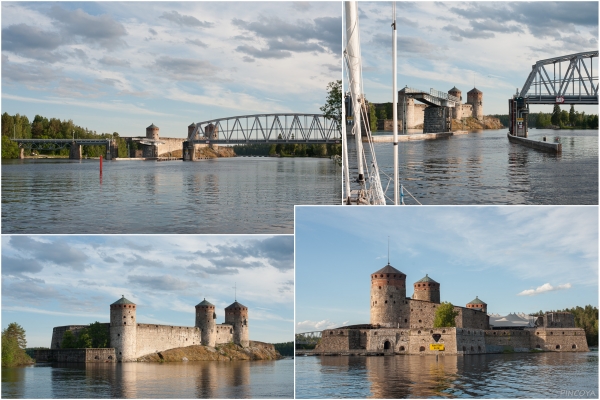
left=137, top=342, right=282, bottom=362
left=451, top=116, right=504, bottom=130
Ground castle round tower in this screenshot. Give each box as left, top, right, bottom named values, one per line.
left=398, top=92, right=415, bottom=129
left=467, top=88, right=483, bottom=121
left=370, top=263, right=408, bottom=328
left=110, top=296, right=137, bottom=362
left=466, top=296, right=487, bottom=312
left=225, top=301, right=249, bottom=347
left=195, top=298, right=217, bottom=347
left=412, top=274, right=440, bottom=303
left=188, top=123, right=196, bottom=138
left=448, top=86, right=462, bottom=119
left=146, top=123, right=159, bottom=140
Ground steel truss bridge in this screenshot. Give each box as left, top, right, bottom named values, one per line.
left=400, top=87, right=460, bottom=107
left=295, top=331, right=322, bottom=345
left=520, top=51, right=598, bottom=104
left=509, top=51, right=598, bottom=137
left=187, top=114, right=341, bottom=144
left=11, top=138, right=112, bottom=151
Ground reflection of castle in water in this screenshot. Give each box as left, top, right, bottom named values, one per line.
left=315, top=262, right=588, bottom=355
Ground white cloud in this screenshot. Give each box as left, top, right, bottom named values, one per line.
left=296, top=319, right=339, bottom=331
left=517, top=283, right=572, bottom=297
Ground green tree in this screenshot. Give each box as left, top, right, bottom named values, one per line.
left=569, top=105, right=576, bottom=126
left=320, top=80, right=342, bottom=136
left=551, top=104, right=561, bottom=125
left=61, top=330, right=78, bottom=348
left=76, top=330, right=92, bottom=348
left=2, top=135, right=20, bottom=159
left=2, top=323, right=33, bottom=367
left=273, top=342, right=294, bottom=357
left=433, top=302, right=459, bottom=328
left=369, top=103, right=377, bottom=132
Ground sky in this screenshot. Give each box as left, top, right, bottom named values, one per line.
left=295, top=206, right=598, bottom=332
left=1, top=1, right=341, bottom=138
left=348, top=1, right=599, bottom=116
left=1, top=235, right=294, bottom=347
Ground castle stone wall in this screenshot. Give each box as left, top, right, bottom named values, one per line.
left=157, top=138, right=186, bottom=156
left=455, top=329, right=486, bottom=354
left=316, top=329, right=351, bottom=352
left=409, top=328, right=458, bottom=355
left=409, top=299, right=437, bottom=329
left=51, top=325, right=89, bottom=349
left=370, top=270, right=408, bottom=328
left=455, top=307, right=489, bottom=330
left=215, top=324, right=234, bottom=344
left=543, top=313, right=575, bottom=328
left=35, top=348, right=116, bottom=363
left=135, top=324, right=201, bottom=358
left=484, top=329, right=532, bottom=352
left=531, top=328, right=589, bottom=352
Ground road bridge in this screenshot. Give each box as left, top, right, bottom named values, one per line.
left=295, top=331, right=322, bottom=346
left=11, top=138, right=115, bottom=160
left=509, top=51, right=598, bottom=138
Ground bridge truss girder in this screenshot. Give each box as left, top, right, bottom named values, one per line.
left=295, top=331, right=322, bottom=345
left=520, top=50, right=599, bottom=105
left=13, top=139, right=111, bottom=151
left=188, top=114, right=341, bottom=143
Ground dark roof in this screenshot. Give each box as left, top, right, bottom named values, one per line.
left=225, top=301, right=247, bottom=309
left=373, top=263, right=405, bottom=276
left=468, top=87, right=482, bottom=94
left=467, top=296, right=486, bottom=305
left=147, top=123, right=158, bottom=129
left=449, top=86, right=461, bottom=92
left=415, top=274, right=438, bottom=284
left=188, top=123, right=195, bottom=127
left=196, top=298, right=214, bottom=307
left=111, top=295, right=135, bottom=305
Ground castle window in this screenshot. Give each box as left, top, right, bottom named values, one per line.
left=379, top=286, right=381, bottom=290
left=419, top=346, right=425, bottom=352
left=418, top=330, right=421, bottom=334
left=123, top=316, right=126, bottom=319
left=117, top=334, right=120, bottom=337
left=478, top=346, right=481, bottom=351
left=562, top=332, right=564, bottom=335
left=124, top=322, right=126, bottom=325
left=550, top=332, right=553, bottom=335
left=462, top=346, right=466, bottom=352
left=536, top=345, right=541, bottom=349
left=385, top=300, right=388, bottom=304
left=400, top=346, right=405, bottom=351
left=442, top=330, right=445, bottom=334
left=430, top=330, right=433, bottom=334
left=394, top=301, right=396, bottom=304
left=404, top=319, right=407, bottom=323
left=419, top=320, right=422, bottom=323
left=555, top=344, right=561, bottom=349
left=471, top=346, right=474, bottom=351
left=572, top=344, right=577, bottom=349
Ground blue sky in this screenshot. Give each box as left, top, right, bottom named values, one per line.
left=295, top=206, right=598, bottom=332
left=1, top=1, right=341, bottom=138
left=350, top=2, right=599, bottom=116
left=2, top=235, right=294, bottom=347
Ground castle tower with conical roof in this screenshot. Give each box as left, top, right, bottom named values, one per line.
left=448, top=86, right=462, bottom=119
left=466, top=296, right=487, bottom=313
left=370, top=263, right=409, bottom=328
left=110, top=296, right=137, bottom=362
left=467, top=88, right=483, bottom=121
left=225, top=301, right=249, bottom=347
left=413, top=274, right=440, bottom=303
left=195, top=298, right=217, bottom=347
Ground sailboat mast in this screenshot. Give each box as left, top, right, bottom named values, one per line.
left=342, top=89, right=351, bottom=203
left=344, top=1, right=365, bottom=183
left=392, top=2, right=399, bottom=205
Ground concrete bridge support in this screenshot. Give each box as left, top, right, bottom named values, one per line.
left=19, top=148, right=25, bottom=159
left=69, top=143, right=82, bottom=160
left=183, top=141, right=196, bottom=161
left=423, top=107, right=451, bottom=134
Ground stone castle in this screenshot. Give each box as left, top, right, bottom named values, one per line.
left=315, top=263, right=588, bottom=355
left=48, top=296, right=249, bottom=362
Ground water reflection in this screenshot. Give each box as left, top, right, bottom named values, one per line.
left=296, top=353, right=598, bottom=398
left=2, top=360, right=292, bottom=399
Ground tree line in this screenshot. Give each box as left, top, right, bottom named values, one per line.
left=232, top=143, right=341, bottom=157
left=490, top=105, right=598, bottom=130
left=1, top=112, right=130, bottom=159
left=272, top=341, right=294, bottom=356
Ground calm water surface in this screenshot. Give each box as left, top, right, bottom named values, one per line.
left=2, top=157, right=340, bottom=233
left=2, top=359, right=293, bottom=398
left=347, top=129, right=598, bottom=204
left=296, top=353, right=598, bottom=398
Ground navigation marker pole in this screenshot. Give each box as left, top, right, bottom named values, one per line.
left=392, top=2, right=399, bottom=205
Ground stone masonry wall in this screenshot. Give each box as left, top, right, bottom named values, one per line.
left=157, top=138, right=186, bottom=156
left=409, top=299, right=437, bottom=329
left=423, top=107, right=450, bottom=133
left=530, top=328, right=589, bottom=352
left=215, top=324, right=234, bottom=344
left=455, top=307, right=489, bottom=330
left=408, top=327, right=458, bottom=355
left=484, top=329, right=532, bottom=352
left=51, top=325, right=89, bottom=349
left=543, top=313, right=575, bottom=328
left=455, top=329, right=486, bottom=354
left=136, top=324, right=201, bottom=358
left=316, top=329, right=350, bottom=352
left=35, top=348, right=116, bottom=363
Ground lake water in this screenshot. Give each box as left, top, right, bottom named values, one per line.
left=1, top=158, right=340, bottom=234
left=295, top=353, right=598, bottom=398
left=346, top=129, right=598, bottom=205
left=2, top=359, right=293, bottom=398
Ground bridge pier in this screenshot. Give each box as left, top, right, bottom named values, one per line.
left=423, top=107, right=451, bottom=134
left=69, top=143, right=82, bottom=160
left=19, top=148, right=25, bottom=159
left=182, top=141, right=196, bottom=161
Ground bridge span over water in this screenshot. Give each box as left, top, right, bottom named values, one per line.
left=187, top=113, right=341, bottom=144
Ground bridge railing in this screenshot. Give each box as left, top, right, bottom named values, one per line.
left=188, top=114, right=341, bottom=144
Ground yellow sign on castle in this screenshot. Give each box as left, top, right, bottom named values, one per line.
left=430, top=344, right=445, bottom=351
